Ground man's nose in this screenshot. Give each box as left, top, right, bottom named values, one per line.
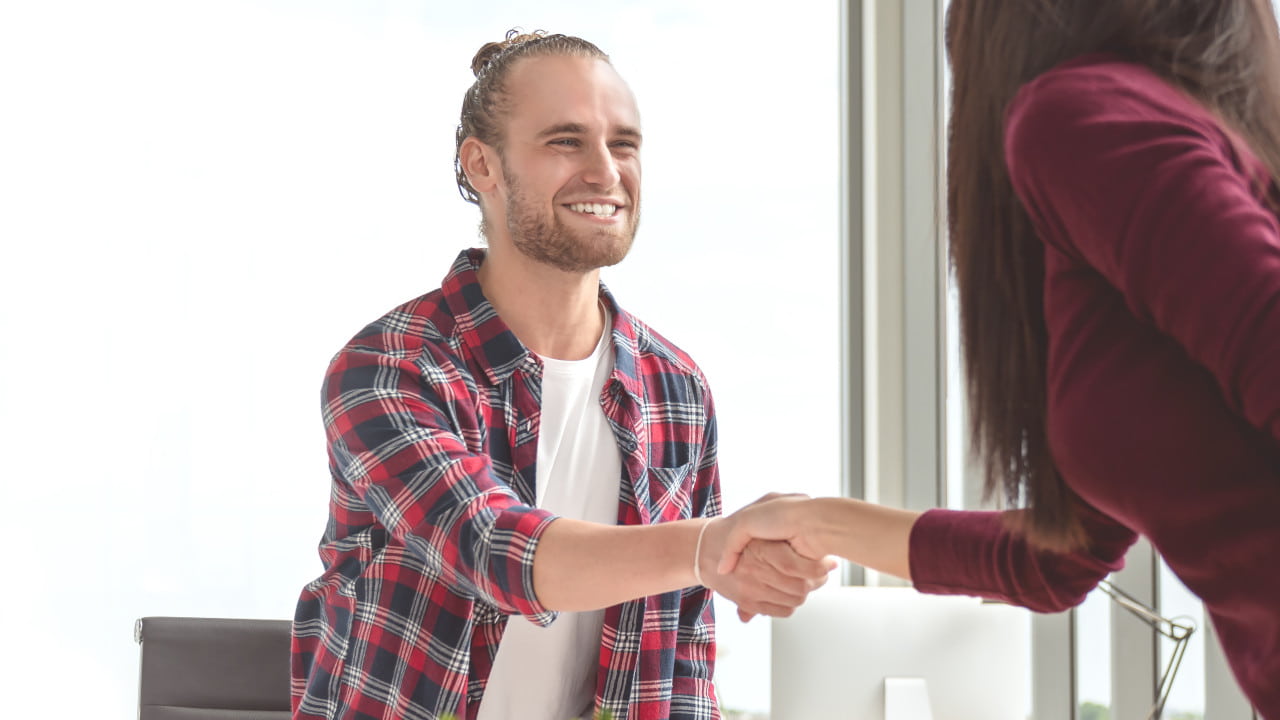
left=581, top=142, right=622, bottom=188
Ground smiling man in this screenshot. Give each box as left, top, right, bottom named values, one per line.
left=290, top=30, right=832, bottom=720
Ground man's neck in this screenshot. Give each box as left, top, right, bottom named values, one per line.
left=476, top=247, right=606, bottom=361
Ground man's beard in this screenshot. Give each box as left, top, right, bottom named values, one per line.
left=503, top=170, right=639, bottom=274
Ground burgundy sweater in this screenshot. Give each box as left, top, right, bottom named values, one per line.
left=909, top=54, right=1280, bottom=715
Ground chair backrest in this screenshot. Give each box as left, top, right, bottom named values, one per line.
left=135, top=616, right=292, bottom=720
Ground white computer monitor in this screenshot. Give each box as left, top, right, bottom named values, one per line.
left=771, top=585, right=1030, bottom=720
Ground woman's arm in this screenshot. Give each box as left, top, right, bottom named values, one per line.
left=711, top=494, right=920, bottom=581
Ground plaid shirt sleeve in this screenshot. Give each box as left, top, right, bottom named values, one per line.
left=324, top=344, right=557, bottom=617
left=670, top=390, right=722, bottom=720
left=299, top=253, right=728, bottom=718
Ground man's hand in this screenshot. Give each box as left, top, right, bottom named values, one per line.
left=703, top=493, right=921, bottom=610
left=714, top=538, right=835, bottom=621
left=695, top=499, right=836, bottom=621
left=714, top=493, right=828, bottom=575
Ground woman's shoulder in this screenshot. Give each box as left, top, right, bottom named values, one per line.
left=1003, top=51, right=1235, bottom=183
left=1008, top=52, right=1213, bottom=137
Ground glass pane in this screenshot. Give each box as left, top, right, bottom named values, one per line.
left=1160, top=562, right=1206, bottom=719
left=1076, top=588, right=1114, bottom=719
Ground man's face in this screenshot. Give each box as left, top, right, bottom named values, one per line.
left=493, top=55, right=642, bottom=273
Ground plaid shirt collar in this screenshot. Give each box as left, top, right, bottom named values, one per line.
left=441, top=248, right=646, bottom=400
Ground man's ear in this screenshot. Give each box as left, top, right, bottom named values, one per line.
left=459, top=137, right=501, bottom=195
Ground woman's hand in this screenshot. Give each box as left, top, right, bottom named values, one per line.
left=704, top=493, right=922, bottom=620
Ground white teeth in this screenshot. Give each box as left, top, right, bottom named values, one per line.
left=569, top=202, right=618, bottom=217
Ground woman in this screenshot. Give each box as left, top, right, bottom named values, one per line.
left=707, top=0, right=1280, bottom=714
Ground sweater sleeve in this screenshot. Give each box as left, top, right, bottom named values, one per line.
left=1003, top=64, right=1280, bottom=448
left=909, top=504, right=1137, bottom=613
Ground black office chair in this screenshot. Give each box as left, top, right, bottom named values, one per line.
left=135, top=616, right=292, bottom=720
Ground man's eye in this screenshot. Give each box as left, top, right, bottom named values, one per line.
left=550, top=138, right=580, bottom=147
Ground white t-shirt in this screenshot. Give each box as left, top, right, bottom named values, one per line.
left=477, top=311, right=621, bottom=720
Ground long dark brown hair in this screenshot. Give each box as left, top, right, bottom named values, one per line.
left=946, top=0, right=1280, bottom=549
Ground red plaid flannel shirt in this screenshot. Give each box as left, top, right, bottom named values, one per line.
left=292, top=249, right=722, bottom=720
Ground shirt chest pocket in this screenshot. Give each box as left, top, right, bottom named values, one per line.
left=643, top=461, right=697, bottom=522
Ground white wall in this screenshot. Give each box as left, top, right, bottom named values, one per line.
left=0, top=1, right=839, bottom=716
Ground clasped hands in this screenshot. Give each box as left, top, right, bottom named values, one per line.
left=695, top=493, right=833, bottom=622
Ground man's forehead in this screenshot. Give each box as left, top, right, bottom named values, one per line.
left=504, top=55, right=641, bottom=131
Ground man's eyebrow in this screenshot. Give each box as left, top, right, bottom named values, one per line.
left=615, top=125, right=643, bottom=142
left=537, top=123, right=589, bottom=138
left=536, top=123, right=643, bottom=141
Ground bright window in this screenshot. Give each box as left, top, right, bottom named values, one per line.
left=0, top=1, right=838, bottom=717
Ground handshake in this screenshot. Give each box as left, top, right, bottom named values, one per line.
left=533, top=493, right=916, bottom=618
left=694, top=493, right=839, bottom=623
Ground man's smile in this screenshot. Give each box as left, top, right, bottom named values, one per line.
left=563, top=201, right=624, bottom=220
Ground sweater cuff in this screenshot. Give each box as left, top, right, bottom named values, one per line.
left=908, top=508, right=1004, bottom=597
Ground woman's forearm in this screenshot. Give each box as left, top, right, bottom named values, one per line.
left=715, top=495, right=922, bottom=583
left=806, top=497, right=920, bottom=581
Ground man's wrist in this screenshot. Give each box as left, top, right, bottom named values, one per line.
left=692, top=518, right=713, bottom=587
